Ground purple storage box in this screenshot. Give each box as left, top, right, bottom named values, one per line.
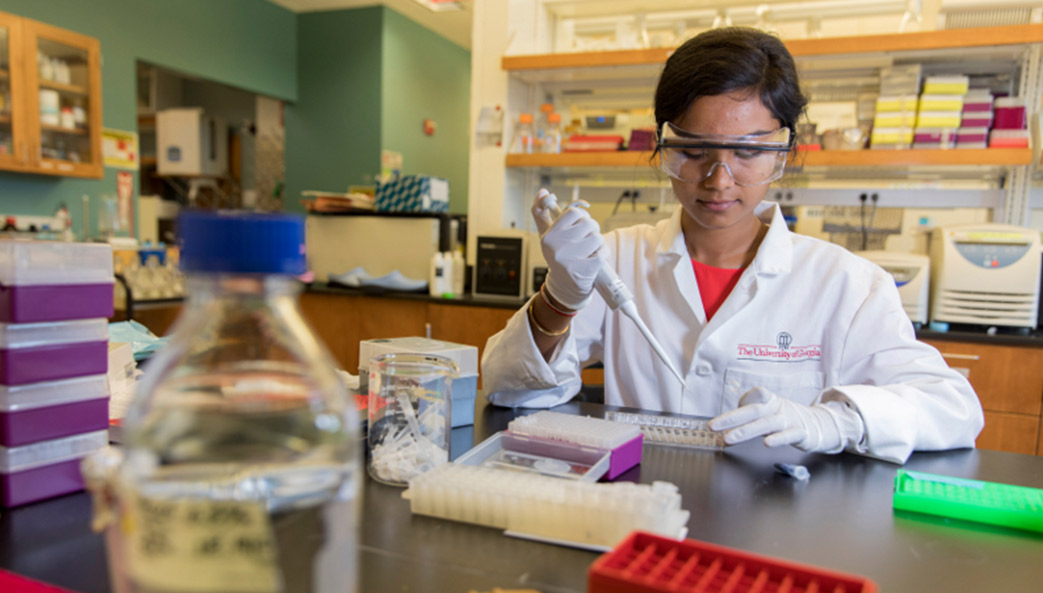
left=0, top=429, right=107, bottom=507
left=0, top=375, right=109, bottom=447
left=0, top=242, right=113, bottom=323
left=960, top=115, right=993, bottom=128
left=913, top=128, right=957, bottom=144
left=955, top=127, right=989, bottom=143
left=993, top=98, right=1026, bottom=130
left=627, top=128, right=656, bottom=151
left=0, top=319, right=108, bottom=386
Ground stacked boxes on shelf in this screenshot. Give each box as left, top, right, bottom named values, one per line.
left=871, top=64, right=921, bottom=149
left=990, top=97, right=1029, bottom=148
left=0, top=242, right=114, bottom=507
left=913, top=75, right=968, bottom=149
left=956, top=90, right=994, bottom=148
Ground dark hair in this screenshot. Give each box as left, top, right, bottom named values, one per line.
left=654, top=27, right=807, bottom=139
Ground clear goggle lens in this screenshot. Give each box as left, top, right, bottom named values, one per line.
left=657, top=122, right=791, bottom=187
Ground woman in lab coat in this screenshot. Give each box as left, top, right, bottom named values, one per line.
left=480, top=27, right=983, bottom=464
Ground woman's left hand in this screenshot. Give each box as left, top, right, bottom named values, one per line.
left=709, top=387, right=860, bottom=453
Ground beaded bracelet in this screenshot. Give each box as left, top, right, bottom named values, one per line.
left=528, top=300, right=570, bottom=337
left=539, top=283, right=578, bottom=317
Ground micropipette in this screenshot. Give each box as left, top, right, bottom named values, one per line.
left=536, top=189, right=686, bottom=386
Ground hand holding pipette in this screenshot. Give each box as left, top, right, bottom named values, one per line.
left=532, top=189, right=686, bottom=385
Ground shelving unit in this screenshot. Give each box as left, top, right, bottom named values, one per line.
left=478, top=20, right=1042, bottom=239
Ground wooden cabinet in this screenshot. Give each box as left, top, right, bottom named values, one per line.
left=922, top=338, right=1043, bottom=455
left=300, top=293, right=520, bottom=383
left=0, top=11, right=102, bottom=178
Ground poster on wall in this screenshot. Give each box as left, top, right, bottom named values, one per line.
left=103, top=128, right=139, bottom=169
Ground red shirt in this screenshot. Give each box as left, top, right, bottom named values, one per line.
left=691, top=259, right=745, bottom=320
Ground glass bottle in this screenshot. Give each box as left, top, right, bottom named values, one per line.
left=85, top=210, right=360, bottom=593
left=510, top=113, right=536, bottom=153
left=543, top=112, right=563, bottom=154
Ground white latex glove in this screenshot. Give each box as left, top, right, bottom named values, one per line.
left=532, top=195, right=605, bottom=311
left=709, top=387, right=864, bottom=454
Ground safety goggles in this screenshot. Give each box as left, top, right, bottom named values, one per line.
left=657, top=122, right=792, bottom=187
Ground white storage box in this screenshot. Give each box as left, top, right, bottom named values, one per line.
left=157, top=108, right=228, bottom=176
left=359, top=337, right=478, bottom=427
left=0, top=241, right=114, bottom=323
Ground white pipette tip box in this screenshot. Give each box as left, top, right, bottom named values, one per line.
left=508, top=411, right=642, bottom=480
left=604, top=410, right=726, bottom=451
left=402, top=463, right=689, bottom=551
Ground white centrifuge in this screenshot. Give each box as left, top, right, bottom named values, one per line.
left=929, top=223, right=1042, bottom=329
left=857, top=251, right=930, bottom=326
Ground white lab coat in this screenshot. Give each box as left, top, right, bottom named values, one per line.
left=481, top=203, right=983, bottom=463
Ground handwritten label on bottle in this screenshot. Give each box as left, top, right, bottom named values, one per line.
left=123, top=492, right=281, bottom=593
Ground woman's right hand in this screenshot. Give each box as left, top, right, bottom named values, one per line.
left=532, top=197, right=605, bottom=311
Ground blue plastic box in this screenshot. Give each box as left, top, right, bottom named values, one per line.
left=375, top=176, right=449, bottom=213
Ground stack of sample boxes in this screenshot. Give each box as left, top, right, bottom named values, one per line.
left=871, top=64, right=921, bottom=149
left=989, top=96, right=1029, bottom=148
left=0, top=242, right=113, bottom=507
left=913, top=75, right=968, bottom=149
left=956, top=90, right=994, bottom=148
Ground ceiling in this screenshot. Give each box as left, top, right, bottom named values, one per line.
left=268, top=0, right=473, bottom=49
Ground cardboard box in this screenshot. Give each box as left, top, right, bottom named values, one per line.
left=359, top=337, right=477, bottom=427
left=375, top=175, right=449, bottom=213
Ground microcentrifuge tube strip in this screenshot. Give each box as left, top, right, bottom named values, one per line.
left=509, top=411, right=641, bottom=450
left=402, top=463, right=690, bottom=549
left=604, top=411, right=726, bottom=450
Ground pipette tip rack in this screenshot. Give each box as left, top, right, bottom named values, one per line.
left=403, top=464, right=689, bottom=551
left=589, top=531, right=878, bottom=593
left=892, top=469, right=1043, bottom=534
left=509, top=411, right=643, bottom=479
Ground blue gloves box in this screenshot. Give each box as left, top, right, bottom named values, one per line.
left=375, top=175, right=450, bottom=213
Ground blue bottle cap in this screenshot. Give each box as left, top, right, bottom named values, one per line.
left=178, top=210, right=306, bottom=275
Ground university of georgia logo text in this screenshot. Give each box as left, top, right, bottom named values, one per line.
left=737, top=331, right=821, bottom=362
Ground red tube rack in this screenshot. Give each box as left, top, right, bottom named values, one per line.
left=589, top=531, right=877, bottom=593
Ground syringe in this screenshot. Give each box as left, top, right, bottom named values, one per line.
left=536, top=189, right=686, bottom=386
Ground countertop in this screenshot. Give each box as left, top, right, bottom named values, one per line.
left=3, top=398, right=1043, bottom=592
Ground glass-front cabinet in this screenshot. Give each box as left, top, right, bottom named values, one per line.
left=0, top=11, right=102, bottom=179
left=0, top=11, right=25, bottom=171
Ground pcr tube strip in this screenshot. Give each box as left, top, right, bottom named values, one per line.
left=402, top=463, right=689, bottom=549
left=604, top=411, right=726, bottom=450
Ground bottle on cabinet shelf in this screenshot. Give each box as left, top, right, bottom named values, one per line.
left=510, top=113, right=536, bottom=154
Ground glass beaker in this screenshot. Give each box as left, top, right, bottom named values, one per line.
left=367, top=353, right=458, bottom=486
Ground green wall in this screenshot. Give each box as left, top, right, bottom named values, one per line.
left=284, top=6, right=383, bottom=215
left=0, top=0, right=295, bottom=236
left=285, top=6, right=470, bottom=215
left=382, top=9, right=470, bottom=215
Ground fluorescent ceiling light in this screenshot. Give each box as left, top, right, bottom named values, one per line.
left=413, top=0, right=463, bottom=11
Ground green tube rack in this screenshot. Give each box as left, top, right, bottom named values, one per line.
left=892, top=469, right=1043, bottom=534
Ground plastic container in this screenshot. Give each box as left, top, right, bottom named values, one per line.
left=367, top=352, right=457, bottom=486
left=402, top=463, right=689, bottom=551
left=989, top=128, right=1029, bottom=148
left=82, top=210, right=361, bottom=593
left=993, top=97, right=1027, bottom=129
left=1, top=430, right=107, bottom=507
left=893, top=469, right=1043, bottom=534
left=455, top=430, right=611, bottom=481
left=588, top=531, right=878, bottom=593
left=923, top=74, right=969, bottom=95
left=918, top=94, right=964, bottom=112
left=0, top=319, right=108, bottom=386
left=874, top=95, right=919, bottom=113
left=359, top=337, right=478, bottom=427
left=915, top=111, right=962, bottom=129
left=960, top=114, right=993, bottom=128
left=508, top=411, right=642, bottom=479
left=0, top=241, right=114, bottom=323
left=0, top=374, right=108, bottom=447
left=605, top=411, right=726, bottom=450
